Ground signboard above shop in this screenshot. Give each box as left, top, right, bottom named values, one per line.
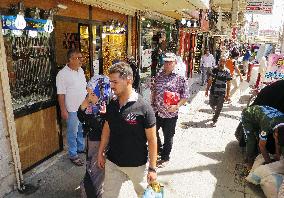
left=1, top=15, right=47, bottom=31
left=264, top=54, right=284, bottom=83
left=248, top=21, right=259, bottom=36
left=246, top=0, right=274, bottom=14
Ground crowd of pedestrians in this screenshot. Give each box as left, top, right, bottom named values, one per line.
left=55, top=40, right=283, bottom=197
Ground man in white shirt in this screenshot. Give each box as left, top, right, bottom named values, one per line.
left=200, top=48, right=215, bottom=85
left=56, top=49, right=87, bottom=166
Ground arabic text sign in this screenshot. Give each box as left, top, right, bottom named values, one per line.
left=264, top=54, right=284, bottom=82
left=1, top=15, right=47, bottom=31
left=248, top=21, right=259, bottom=36
left=246, top=0, right=274, bottom=14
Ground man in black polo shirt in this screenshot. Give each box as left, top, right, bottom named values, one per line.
left=205, top=57, right=232, bottom=127
left=97, top=62, right=157, bottom=198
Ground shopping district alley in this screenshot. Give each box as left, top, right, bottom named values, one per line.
left=1, top=0, right=283, bottom=197
left=5, top=75, right=265, bottom=198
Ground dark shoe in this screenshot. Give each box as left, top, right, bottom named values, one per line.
left=157, top=159, right=169, bottom=168
left=77, top=150, right=86, bottom=154
left=70, top=157, right=84, bottom=166
left=210, top=121, right=216, bottom=127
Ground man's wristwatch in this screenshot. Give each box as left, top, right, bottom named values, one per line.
left=148, top=167, right=157, bottom=173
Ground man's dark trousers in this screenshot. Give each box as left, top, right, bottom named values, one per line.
left=156, top=114, right=178, bottom=161
left=209, top=94, right=225, bottom=123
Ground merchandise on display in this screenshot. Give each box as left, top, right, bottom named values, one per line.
left=102, top=33, right=126, bottom=75
left=4, top=30, right=55, bottom=115
left=79, top=25, right=91, bottom=80
left=194, top=34, right=203, bottom=72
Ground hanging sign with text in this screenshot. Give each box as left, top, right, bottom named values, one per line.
left=1, top=15, right=47, bottom=31
left=246, top=0, right=274, bottom=14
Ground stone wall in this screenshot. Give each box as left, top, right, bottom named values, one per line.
left=0, top=72, right=16, bottom=197
left=0, top=131, right=16, bottom=197
left=0, top=14, right=17, bottom=196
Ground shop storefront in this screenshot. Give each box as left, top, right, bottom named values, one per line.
left=139, top=18, right=177, bottom=101
left=1, top=9, right=60, bottom=172
left=178, top=9, right=210, bottom=77
left=0, top=0, right=133, bottom=172
left=178, top=27, right=198, bottom=78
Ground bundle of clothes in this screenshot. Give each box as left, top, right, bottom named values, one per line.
left=235, top=80, right=284, bottom=198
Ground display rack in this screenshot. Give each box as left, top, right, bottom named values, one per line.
left=79, top=24, right=92, bottom=81
left=4, top=31, right=56, bottom=118
left=102, top=32, right=126, bottom=75
left=194, top=34, right=203, bottom=73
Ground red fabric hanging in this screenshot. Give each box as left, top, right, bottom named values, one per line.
left=178, top=29, right=185, bottom=56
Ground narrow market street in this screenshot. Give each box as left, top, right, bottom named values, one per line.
left=1, top=0, right=284, bottom=197
left=5, top=75, right=265, bottom=198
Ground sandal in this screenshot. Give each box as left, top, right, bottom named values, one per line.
left=70, top=157, right=84, bottom=166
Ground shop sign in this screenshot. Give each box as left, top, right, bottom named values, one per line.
left=248, top=21, right=259, bottom=36
left=1, top=15, right=47, bottom=31
left=259, top=29, right=277, bottom=37
left=264, top=54, right=284, bottom=83
left=246, top=0, right=274, bottom=14
left=63, top=33, right=80, bottom=49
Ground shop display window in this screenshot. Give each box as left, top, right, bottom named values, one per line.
left=92, top=25, right=102, bottom=75
left=102, top=27, right=126, bottom=75
left=79, top=24, right=91, bottom=80
left=4, top=30, right=56, bottom=117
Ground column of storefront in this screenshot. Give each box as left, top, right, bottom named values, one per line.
left=0, top=20, right=22, bottom=197
left=0, top=0, right=135, bottom=192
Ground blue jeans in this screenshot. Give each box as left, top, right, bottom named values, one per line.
left=66, top=112, right=85, bottom=159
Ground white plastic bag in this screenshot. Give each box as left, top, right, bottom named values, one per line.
left=246, top=155, right=284, bottom=198
left=278, top=181, right=284, bottom=198
left=261, top=174, right=283, bottom=198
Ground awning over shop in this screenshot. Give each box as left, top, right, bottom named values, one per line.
left=73, top=0, right=209, bottom=21
left=211, top=0, right=246, bottom=12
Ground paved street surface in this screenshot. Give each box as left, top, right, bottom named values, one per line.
left=5, top=74, right=265, bottom=198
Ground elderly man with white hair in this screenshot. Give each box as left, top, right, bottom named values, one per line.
left=151, top=52, right=189, bottom=168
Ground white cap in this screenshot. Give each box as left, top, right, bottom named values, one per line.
left=164, top=53, right=177, bottom=62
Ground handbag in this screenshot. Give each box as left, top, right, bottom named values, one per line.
left=142, top=182, right=164, bottom=198
left=163, top=90, right=180, bottom=105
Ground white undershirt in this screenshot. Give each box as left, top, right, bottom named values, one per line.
left=56, top=65, right=87, bottom=112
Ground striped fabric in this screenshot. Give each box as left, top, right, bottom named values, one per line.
left=151, top=71, right=189, bottom=118
left=210, top=67, right=232, bottom=96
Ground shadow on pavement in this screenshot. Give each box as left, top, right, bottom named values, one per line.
left=180, top=110, right=241, bottom=129
left=158, top=141, right=265, bottom=198
left=197, top=108, right=241, bottom=121
left=5, top=154, right=85, bottom=198
left=180, top=119, right=212, bottom=129
left=199, top=104, right=244, bottom=113
left=188, top=81, right=205, bottom=104
left=238, top=95, right=251, bottom=105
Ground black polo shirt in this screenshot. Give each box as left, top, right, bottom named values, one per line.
left=106, top=94, right=156, bottom=167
